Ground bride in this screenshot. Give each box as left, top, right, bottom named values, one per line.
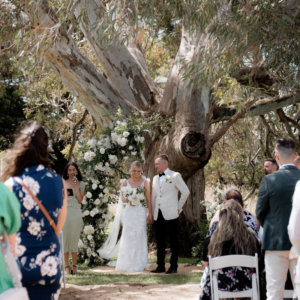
left=98, top=161, right=153, bottom=272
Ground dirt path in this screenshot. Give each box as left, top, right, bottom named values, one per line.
left=60, top=283, right=200, bottom=300
left=59, top=263, right=203, bottom=299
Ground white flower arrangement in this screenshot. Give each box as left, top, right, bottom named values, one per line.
left=86, top=192, right=92, bottom=198
left=100, top=148, right=105, bottom=154
left=83, top=225, right=95, bottom=235
left=131, top=151, right=137, bottom=155
left=108, top=155, right=118, bottom=165
left=123, top=131, right=130, bottom=137
left=103, top=187, right=109, bottom=194
left=92, top=183, right=97, bottom=190
left=121, top=185, right=147, bottom=207
left=129, top=145, right=133, bottom=150
left=94, top=199, right=101, bottom=205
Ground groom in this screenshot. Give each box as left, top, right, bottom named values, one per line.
left=150, top=154, right=190, bottom=274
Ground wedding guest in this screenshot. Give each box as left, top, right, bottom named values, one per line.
left=0, top=183, right=21, bottom=294
left=295, top=156, right=300, bottom=170
left=200, top=200, right=261, bottom=300
left=256, top=137, right=300, bottom=300
left=288, top=180, right=300, bottom=297
left=209, top=187, right=259, bottom=235
left=263, top=158, right=278, bottom=175
left=3, top=120, right=67, bottom=300
left=62, top=162, right=85, bottom=275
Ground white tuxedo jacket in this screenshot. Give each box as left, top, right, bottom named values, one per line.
left=151, top=169, right=190, bottom=221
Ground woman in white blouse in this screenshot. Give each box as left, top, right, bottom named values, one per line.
left=288, top=181, right=300, bottom=296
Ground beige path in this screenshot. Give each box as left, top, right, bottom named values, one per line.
left=60, top=283, right=200, bottom=300
left=59, top=263, right=203, bottom=299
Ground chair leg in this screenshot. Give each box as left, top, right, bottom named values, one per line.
left=213, top=275, right=220, bottom=300
left=252, top=274, right=258, bottom=300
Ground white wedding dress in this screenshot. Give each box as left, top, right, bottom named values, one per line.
left=98, top=179, right=148, bottom=272
left=115, top=180, right=148, bottom=271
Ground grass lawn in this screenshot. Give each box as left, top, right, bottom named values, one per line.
left=65, top=256, right=202, bottom=286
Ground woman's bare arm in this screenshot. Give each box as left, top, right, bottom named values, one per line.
left=209, top=209, right=220, bottom=228
left=57, top=180, right=68, bottom=233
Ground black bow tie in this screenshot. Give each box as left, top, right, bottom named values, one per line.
left=159, top=172, right=165, bottom=177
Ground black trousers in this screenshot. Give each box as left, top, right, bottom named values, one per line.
left=154, top=209, right=179, bottom=269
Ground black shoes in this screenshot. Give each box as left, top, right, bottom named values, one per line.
left=166, top=267, right=177, bottom=274
left=150, top=266, right=166, bottom=273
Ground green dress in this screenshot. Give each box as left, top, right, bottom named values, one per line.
left=62, top=181, right=84, bottom=253
left=0, top=183, right=21, bottom=294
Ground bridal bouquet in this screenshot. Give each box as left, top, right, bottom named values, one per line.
left=121, top=185, right=147, bottom=207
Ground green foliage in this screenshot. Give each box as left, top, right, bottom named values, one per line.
left=0, top=71, right=25, bottom=150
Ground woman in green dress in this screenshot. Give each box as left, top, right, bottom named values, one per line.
left=0, top=182, right=21, bottom=294
left=62, top=162, right=85, bottom=275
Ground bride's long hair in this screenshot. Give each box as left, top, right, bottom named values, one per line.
left=208, top=200, right=258, bottom=258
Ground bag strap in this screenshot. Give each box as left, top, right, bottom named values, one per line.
left=14, top=177, right=59, bottom=234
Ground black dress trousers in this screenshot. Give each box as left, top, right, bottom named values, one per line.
left=154, top=209, right=179, bottom=269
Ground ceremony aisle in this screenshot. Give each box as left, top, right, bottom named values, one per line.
left=59, top=257, right=203, bottom=299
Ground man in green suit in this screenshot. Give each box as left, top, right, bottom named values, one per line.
left=256, top=137, right=300, bottom=300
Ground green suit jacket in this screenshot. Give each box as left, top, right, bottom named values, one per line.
left=256, top=164, right=300, bottom=250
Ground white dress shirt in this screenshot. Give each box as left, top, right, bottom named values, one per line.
left=159, top=168, right=169, bottom=185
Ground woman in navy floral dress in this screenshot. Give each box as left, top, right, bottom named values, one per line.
left=4, top=120, right=67, bottom=300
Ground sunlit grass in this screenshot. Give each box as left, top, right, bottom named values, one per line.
left=65, top=264, right=201, bottom=286
left=64, top=256, right=201, bottom=286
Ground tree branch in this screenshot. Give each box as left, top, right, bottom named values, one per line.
left=210, top=93, right=300, bottom=124
left=23, top=2, right=138, bottom=127
left=68, top=109, right=89, bottom=161
left=208, top=100, right=255, bottom=147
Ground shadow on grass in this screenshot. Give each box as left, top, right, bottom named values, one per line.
left=65, top=262, right=202, bottom=286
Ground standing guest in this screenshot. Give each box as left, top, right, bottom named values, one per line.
left=263, top=158, right=278, bottom=175
left=294, top=156, right=300, bottom=170
left=62, top=162, right=85, bottom=275
left=288, top=181, right=300, bottom=297
left=199, top=200, right=261, bottom=300
left=3, top=120, right=67, bottom=300
left=256, top=137, right=300, bottom=300
left=0, top=183, right=21, bottom=294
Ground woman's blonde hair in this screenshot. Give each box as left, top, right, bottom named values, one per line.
left=208, top=200, right=257, bottom=258
left=130, top=161, right=143, bottom=172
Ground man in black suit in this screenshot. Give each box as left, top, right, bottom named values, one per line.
left=256, top=138, right=300, bottom=300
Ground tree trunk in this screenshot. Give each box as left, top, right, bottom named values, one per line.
left=17, top=1, right=300, bottom=257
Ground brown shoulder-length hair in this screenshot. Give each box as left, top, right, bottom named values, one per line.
left=208, top=200, right=258, bottom=258
left=3, top=120, right=50, bottom=180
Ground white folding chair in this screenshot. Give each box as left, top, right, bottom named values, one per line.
left=209, top=253, right=260, bottom=300
left=283, top=290, right=294, bottom=299
left=58, top=231, right=66, bottom=289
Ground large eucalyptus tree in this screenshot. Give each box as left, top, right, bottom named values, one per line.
left=2, top=0, right=300, bottom=253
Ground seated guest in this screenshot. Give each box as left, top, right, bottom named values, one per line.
left=200, top=200, right=261, bottom=300
left=4, top=120, right=67, bottom=300
left=208, top=187, right=259, bottom=237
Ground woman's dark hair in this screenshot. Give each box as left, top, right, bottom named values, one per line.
left=3, top=120, right=50, bottom=180
left=63, top=162, right=83, bottom=181
left=224, top=189, right=244, bottom=208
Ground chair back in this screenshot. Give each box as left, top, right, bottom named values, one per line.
left=208, top=254, right=260, bottom=300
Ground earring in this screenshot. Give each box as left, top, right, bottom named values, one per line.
left=67, top=174, right=69, bottom=178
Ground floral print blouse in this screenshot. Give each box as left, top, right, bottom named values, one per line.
left=12, top=165, right=64, bottom=300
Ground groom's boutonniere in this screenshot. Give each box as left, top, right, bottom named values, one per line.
left=165, top=175, right=171, bottom=182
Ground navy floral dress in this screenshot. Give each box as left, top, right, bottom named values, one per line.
left=11, top=165, right=64, bottom=300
